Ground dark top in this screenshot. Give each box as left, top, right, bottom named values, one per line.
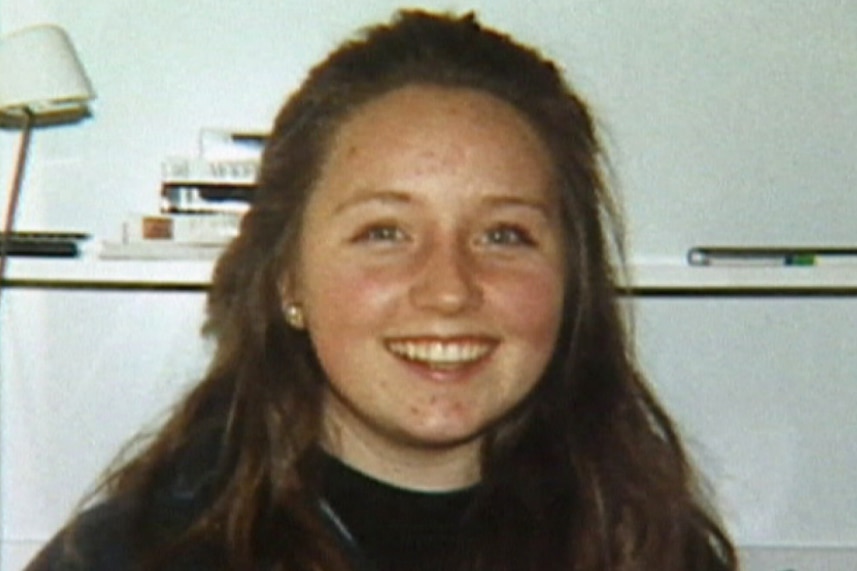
left=320, top=453, right=476, bottom=571
left=24, top=452, right=477, bottom=571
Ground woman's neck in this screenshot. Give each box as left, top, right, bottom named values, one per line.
left=320, top=407, right=482, bottom=491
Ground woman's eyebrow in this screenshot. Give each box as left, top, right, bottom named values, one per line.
left=480, top=195, right=553, bottom=218
left=332, top=189, right=413, bottom=215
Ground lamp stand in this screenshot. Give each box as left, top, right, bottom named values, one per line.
left=0, top=108, right=35, bottom=309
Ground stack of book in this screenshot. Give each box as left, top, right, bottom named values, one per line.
left=100, top=129, right=266, bottom=260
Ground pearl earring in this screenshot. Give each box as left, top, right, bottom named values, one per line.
left=284, top=303, right=306, bottom=330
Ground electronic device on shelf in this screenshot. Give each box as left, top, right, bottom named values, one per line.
left=0, top=231, right=90, bottom=257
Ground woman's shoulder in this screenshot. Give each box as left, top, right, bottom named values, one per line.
left=24, top=488, right=225, bottom=571
left=23, top=496, right=140, bottom=571
left=25, top=423, right=229, bottom=570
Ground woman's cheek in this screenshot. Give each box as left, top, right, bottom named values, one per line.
left=492, top=267, right=565, bottom=344
left=308, top=261, right=406, bottom=324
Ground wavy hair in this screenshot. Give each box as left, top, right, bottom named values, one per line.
left=98, top=10, right=737, bottom=571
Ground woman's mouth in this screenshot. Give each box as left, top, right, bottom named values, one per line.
left=385, top=337, right=497, bottom=370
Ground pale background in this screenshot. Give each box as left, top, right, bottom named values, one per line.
left=1, top=1, right=856, bottom=570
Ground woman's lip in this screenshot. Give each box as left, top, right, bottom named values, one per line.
left=392, top=347, right=496, bottom=382
left=384, top=336, right=498, bottom=371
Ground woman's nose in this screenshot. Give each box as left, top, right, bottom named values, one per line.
left=408, top=240, right=483, bottom=314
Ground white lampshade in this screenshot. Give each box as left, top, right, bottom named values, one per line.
left=0, top=24, right=95, bottom=126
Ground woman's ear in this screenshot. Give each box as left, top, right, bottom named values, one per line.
left=278, top=270, right=295, bottom=303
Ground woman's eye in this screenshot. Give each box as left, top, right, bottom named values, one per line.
left=483, top=225, right=536, bottom=247
left=354, top=225, right=408, bottom=243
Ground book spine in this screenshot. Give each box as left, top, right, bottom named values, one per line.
left=122, top=213, right=241, bottom=244
left=161, top=156, right=259, bottom=186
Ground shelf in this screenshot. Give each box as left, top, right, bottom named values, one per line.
left=3, top=257, right=857, bottom=295
left=2, top=257, right=214, bottom=290
left=627, top=264, right=857, bottom=296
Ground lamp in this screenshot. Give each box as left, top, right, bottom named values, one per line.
left=0, top=24, right=95, bottom=126
left=0, top=24, right=95, bottom=297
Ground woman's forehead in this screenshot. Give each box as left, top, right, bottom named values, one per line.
left=313, top=85, right=556, bottom=196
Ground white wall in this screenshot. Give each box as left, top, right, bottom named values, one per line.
left=2, top=0, right=855, bottom=256
left=2, top=1, right=856, bottom=570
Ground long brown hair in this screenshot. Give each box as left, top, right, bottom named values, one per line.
left=97, top=10, right=737, bottom=571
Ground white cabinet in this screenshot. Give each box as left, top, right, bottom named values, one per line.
left=0, top=286, right=211, bottom=569
left=635, top=298, right=857, bottom=551
left=1, top=261, right=856, bottom=570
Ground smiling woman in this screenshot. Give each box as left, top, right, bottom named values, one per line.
left=293, top=85, right=566, bottom=491
left=26, top=9, right=737, bottom=571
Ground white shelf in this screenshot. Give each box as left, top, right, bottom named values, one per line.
left=628, top=264, right=857, bottom=294
left=4, top=257, right=857, bottom=294
left=3, top=257, right=214, bottom=288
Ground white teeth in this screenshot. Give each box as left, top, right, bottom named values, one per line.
left=387, top=339, right=493, bottom=365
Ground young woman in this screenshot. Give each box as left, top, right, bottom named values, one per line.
left=27, top=10, right=738, bottom=571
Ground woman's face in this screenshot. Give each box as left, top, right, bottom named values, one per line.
left=288, top=85, right=566, bottom=487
